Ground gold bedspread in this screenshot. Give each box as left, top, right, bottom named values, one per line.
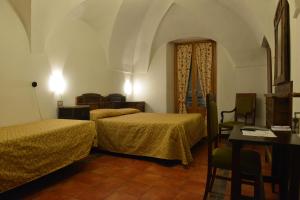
left=0, top=119, right=96, bottom=193
left=95, top=113, right=205, bottom=165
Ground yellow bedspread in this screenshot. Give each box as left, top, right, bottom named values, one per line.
left=95, top=112, right=205, bottom=165
left=0, top=119, right=96, bottom=193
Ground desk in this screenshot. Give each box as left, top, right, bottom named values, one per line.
left=229, top=125, right=300, bottom=200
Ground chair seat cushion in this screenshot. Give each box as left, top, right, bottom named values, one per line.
left=219, top=121, right=245, bottom=129
left=212, top=147, right=261, bottom=175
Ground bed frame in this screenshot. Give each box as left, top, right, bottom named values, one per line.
left=76, top=93, right=145, bottom=112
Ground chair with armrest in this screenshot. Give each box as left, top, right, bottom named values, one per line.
left=203, top=93, right=264, bottom=200
left=219, top=93, right=256, bottom=137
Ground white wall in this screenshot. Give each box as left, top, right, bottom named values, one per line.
left=133, top=45, right=168, bottom=113
left=46, top=18, right=114, bottom=106
left=0, top=0, right=39, bottom=126
left=152, top=1, right=265, bottom=68
left=1, top=0, right=293, bottom=127
left=290, top=1, right=300, bottom=113
left=217, top=44, right=236, bottom=121
left=0, top=1, right=126, bottom=126
left=146, top=1, right=267, bottom=124
left=166, top=43, right=175, bottom=113
left=235, top=66, right=267, bottom=126
left=131, top=40, right=267, bottom=126
left=132, top=42, right=238, bottom=117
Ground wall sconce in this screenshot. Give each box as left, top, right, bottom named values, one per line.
left=49, top=70, right=66, bottom=96
left=123, top=79, right=132, bottom=96
left=49, top=70, right=66, bottom=107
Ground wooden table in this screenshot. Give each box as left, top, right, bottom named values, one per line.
left=229, top=125, right=300, bottom=200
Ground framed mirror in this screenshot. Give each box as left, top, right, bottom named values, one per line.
left=274, top=0, right=290, bottom=85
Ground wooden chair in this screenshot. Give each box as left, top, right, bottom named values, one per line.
left=219, top=93, right=256, bottom=137
left=203, top=94, right=264, bottom=200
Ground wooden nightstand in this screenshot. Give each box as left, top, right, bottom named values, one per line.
left=58, top=105, right=90, bottom=120
left=124, top=101, right=145, bottom=112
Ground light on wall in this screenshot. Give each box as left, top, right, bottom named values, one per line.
left=123, top=79, right=132, bottom=96
left=133, top=80, right=142, bottom=96
left=48, top=70, right=66, bottom=95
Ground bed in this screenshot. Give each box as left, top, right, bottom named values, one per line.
left=0, top=119, right=96, bottom=193
left=77, top=93, right=206, bottom=165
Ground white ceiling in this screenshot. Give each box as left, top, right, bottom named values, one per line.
left=9, top=0, right=281, bottom=72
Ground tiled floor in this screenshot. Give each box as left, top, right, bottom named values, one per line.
left=1, top=140, right=278, bottom=200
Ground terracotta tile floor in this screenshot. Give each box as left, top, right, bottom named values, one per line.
left=1, top=140, right=279, bottom=200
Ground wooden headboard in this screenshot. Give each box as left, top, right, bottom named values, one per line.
left=76, top=93, right=145, bottom=112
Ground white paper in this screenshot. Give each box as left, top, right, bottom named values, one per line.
left=241, top=126, right=269, bottom=131
left=271, top=126, right=291, bottom=131
left=242, top=130, right=277, bottom=138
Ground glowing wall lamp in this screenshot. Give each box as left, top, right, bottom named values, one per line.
left=123, top=79, right=132, bottom=96
left=49, top=70, right=66, bottom=96
left=133, top=80, right=142, bottom=96
left=49, top=70, right=66, bottom=107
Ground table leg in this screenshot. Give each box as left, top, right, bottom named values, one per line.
left=231, top=141, right=241, bottom=200
left=278, top=145, right=289, bottom=200
left=288, top=146, right=300, bottom=199
left=271, top=144, right=280, bottom=192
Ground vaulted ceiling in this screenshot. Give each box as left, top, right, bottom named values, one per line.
left=8, top=0, right=285, bottom=72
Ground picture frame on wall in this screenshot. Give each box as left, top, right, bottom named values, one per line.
left=274, top=0, right=290, bottom=85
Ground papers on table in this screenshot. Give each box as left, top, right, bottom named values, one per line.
left=241, top=126, right=269, bottom=131
left=240, top=126, right=277, bottom=137
left=271, top=126, right=291, bottom=131
left=242, top=130, right=277, bottom=138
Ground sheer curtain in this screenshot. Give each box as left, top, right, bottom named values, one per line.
left=176, top=44, right=192, bottom=113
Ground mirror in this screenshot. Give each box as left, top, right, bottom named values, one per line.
left=274, top=0, right=290, bottom=85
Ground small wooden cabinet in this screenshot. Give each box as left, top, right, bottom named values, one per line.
left=124, top=101, right=145, bottom=112
left=58, top=105, right=90, bottom=120
left=265, top=81, right=299, bottom=128
left=265, top=95, right=292, bottom=128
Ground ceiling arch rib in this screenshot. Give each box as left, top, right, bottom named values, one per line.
left=31, top=0, right=87, bottom=53
left=294, top=0, right=300, bottom=18
left=216, top=0, right=276, bottom=55
left=108, top=0, right=153, bottom=72
left=73, top=0, right=123, bottom=63
left=152, top=0, right=267, bottom=68
left=9, top=0, right=276, bottom=70
left=133, top=0, right=175, bottom=73
left=8, top=0, right=31, bottom=46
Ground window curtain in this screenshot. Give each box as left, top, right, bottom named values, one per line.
left=177, top=44, right=192, bottom=113
left=195, top=42, right=213, bottom=105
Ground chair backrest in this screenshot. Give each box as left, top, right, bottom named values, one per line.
left=235, top=93, right=256, bottom=125
left=206, top=94, right=219, bottom=151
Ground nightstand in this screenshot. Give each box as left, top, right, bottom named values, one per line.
left=124, top=101, right=145, bottom=112
left=58, top=105, right=90, bottom=120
